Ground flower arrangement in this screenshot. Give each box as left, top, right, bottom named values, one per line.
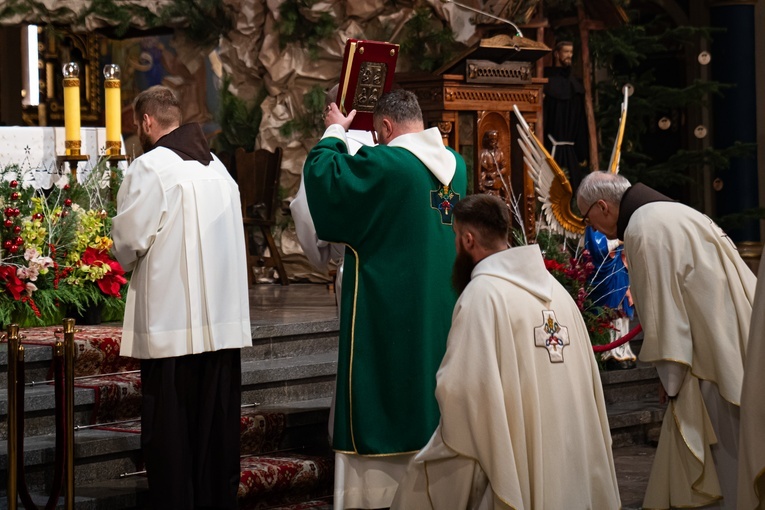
left=0, top=160, right=127, bottom=328
left=534, top=229, right=624, bottom=347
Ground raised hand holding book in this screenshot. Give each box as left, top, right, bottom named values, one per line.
left=336, top=39, right=399, bottom=132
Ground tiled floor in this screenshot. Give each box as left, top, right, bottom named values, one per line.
left=249, top=283, right=657, bottom=508
left=614, top=445, right=656, bottom=509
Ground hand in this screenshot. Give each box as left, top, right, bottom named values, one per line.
left=323, top=103, right=356, bottom=131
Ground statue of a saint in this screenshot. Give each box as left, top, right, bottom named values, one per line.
left=479, top=130, right=510, bottom=199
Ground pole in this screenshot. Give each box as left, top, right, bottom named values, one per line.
left=578, top=1, right=600, bottom=171
left=63, top=318, right=75, bottom=510
left=7, top=324, right=21, bottom=510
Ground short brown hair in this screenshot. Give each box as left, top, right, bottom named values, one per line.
left=453, top=194, right=510, bottom=248
left=133, top=85, right=182, bottom=129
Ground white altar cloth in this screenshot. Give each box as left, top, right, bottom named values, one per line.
left=0, top=126, right=127, bottom=188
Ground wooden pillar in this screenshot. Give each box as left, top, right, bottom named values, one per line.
left=577, top=2, right=599, bottom=171
left=0, top=27, right=24, bottom=126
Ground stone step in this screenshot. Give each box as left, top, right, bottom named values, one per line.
left=600, top=363, right=660, bottom=405
left=0, top=342, right=59, bottom=390
left=241, top=352, right=337, bottom=407
left=0, top=320, right=339, bottom=390
left=0, top=352, right=337, bottom=440
left=606, top=397, right=665, bottom=448
left=245, top=329, right=338, bottom=362
left=0, top=397, right=331, bottom=495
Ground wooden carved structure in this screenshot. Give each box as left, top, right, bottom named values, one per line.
left=22, top=28, right=102, bottom=127
left=398, top=34, right=550, bottom=241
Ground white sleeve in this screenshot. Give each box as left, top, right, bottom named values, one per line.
left=111, top=159, right=167, bottom=272
left=289, top=172, right=331, bottom=270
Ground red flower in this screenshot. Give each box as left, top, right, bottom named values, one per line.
left=80, top=247, right=128, bottom=298
left=544, top=259, right=565, bottom=272
left=0, top=265, right=26, bottom=300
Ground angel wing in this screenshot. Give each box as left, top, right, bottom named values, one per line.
left=512, top=105, right=585, bottom=238
left=607, top=86, right=629, bottom=174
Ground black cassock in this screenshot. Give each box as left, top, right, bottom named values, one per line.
left=543, top=66, right=589, bottom=192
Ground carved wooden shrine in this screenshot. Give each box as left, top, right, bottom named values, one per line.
left=398, top=34, right=550, bottom=241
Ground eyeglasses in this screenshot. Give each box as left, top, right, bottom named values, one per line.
left=582, top=201, right=599, bottom=225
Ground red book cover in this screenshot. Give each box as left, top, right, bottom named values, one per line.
left=336, top=39, right=400, bottom=131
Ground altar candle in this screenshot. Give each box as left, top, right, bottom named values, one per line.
left=103, top=64, right=121, bottom=156
left=62, top=62, right=81, bottom=156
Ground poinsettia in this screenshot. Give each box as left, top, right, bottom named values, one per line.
left=0, top=265, right=26, bottom=300
left=1, top=160, right=128, bottom=327
left=537, top=230, right=623, bottom=346
left=79, top=247, right=127, bottom=298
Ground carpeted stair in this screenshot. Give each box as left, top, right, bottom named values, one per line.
left=1, top=323, right=337, bottom=509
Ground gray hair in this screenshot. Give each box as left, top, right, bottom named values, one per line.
left=576, top=171, right=632, bottom=207
left=373, top=89, right=423, bottom=126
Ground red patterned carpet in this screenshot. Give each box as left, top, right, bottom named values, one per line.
left=13, top=324, right=335, bottom=507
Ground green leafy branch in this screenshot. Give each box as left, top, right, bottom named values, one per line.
left=276, top=0, right=336, bottom=60
left=213, top=76, right=268, bottom=155
left=280, top=85, right=326, bottom=140
left=400, top=5, right=460, bottom=72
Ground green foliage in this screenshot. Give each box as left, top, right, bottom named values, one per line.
left=156, top=0, right=232, bottom=48
left=716, top=207, right=765, bottom=232
left=535, top=230, right=623, bottom=347
left=0, top=159, right=127, bottom=328
left=277, top=0, right=336, bottom=60
left=400, top=5, right=460, bottom=72
left=77, top=0, right=160, bottom=38
left=280, top=85, right=327, bottom=140
left=591, top=12, right=742, bottom=194
left=0, top=0, right=230, bottom=48
left=213, top=77, right=267, bottom=154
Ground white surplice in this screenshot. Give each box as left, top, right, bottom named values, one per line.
left=112, top=147, right=252, bottom=359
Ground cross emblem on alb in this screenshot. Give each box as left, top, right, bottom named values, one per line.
left=534, top=310, right=570, bottom=363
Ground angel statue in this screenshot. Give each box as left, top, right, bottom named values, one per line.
left=514, top=87, right=637, bottom=369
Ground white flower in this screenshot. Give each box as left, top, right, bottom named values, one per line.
left=25, top=282, right=37, bottom=296
left=24, top=247, right=40, bottom=261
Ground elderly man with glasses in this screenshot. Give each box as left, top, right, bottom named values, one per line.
left=576, top=171, right=756, bottom=510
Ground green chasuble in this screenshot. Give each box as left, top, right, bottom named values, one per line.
left=304, top=126, right=467, bottom=455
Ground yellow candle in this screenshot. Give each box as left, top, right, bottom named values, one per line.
left=62, top=62, right=81, bottom=156
left=104, top=64, right=121, bottom=155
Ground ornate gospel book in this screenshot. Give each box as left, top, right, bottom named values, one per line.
left=336, top=39, right=400, bottom=131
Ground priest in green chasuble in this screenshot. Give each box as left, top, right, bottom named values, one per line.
left=303, top=89, right=467, bottom=508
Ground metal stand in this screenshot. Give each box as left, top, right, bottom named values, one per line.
left=56, top=154, right=89, bottom=184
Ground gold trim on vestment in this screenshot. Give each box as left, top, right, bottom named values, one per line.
left=440, top=429, right=519, bottom=509
left=333, top=448, right=423, bottom=457
left=642, top=356, right=742, bottom=407
left=341, top=243, right=427, bottom=457
left=753, top=466, right=765, bottom=501
left=424, top=461, right=436, bottom=510
left=346, top=244, right=360, bottom=454
left=669, top=396, right=725, bottom=503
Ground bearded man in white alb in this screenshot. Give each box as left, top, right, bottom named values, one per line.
left=112, top=85, right=251, bottom=510
left=392, top=193, right=621, bottom=510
